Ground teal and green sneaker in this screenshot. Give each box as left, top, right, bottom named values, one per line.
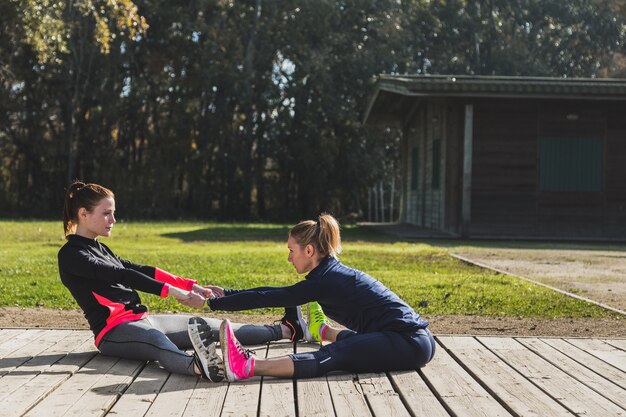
left=306, top=302, right=329, bottom=343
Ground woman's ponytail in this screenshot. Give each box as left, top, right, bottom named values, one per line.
left=316, top=214, right=342, bottom=257
left=289, top=213, right=342, bottom=258
left=63, top=182, right=85, bottom=237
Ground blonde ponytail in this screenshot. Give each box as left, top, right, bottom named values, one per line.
left=289, top=213, right=342, bottom=258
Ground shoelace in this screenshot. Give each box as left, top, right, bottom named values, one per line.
left=311, top=308, right=326, bottom=324
left=234, top=337, right=255, bottom=359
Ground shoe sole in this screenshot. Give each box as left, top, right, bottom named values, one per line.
left=188, top=317, right=224, bottom=382
left=219, top=319, right=238, bottom=382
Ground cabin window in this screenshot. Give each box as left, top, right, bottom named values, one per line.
left=539, top=137, right=603, bottom=192
left=411, top=146, right=419, bottom=191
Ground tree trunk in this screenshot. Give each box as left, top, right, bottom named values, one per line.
left=241, top=0, right=262, bottom=218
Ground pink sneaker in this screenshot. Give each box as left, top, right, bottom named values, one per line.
left=219, top=319, right=255, bottom=381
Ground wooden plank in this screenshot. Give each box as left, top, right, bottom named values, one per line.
left=0, top=329, right=47, bottom=359
left=357, top=373, right=410, bottom=417
left=566, top=338, right=626, bottom=373
left=62, top=358, right=144, bottom=417
left=259, top=342, right=296, bottom=417
left=439, top=336, right=575, bottom=417
left=220, top=343, right=266, bottom=417
left=0, top=329, right=27, bottom=347
left=106, top=362, right=169, bottom=417
left=221, top=378, right=263, bottom=416
left=0, top=330, right=91, bottom=401
left=540, top=337, right=626, bottom=390
left=23, top=355, right=143, bottom=417
left=0, top=337, right=98, bottom=417
left=182, top=378, right=229, bottom=417
left=0, top=329, right=73, bottom=377
left=605, top=338, right=626, bottom=353
left=479, top=337, right=626, bottom=417
left=420, top=339, right=513, bottom=417
left=295, top=343, right=336, bottom=417
left=145, top=372, right=198, bottom=417
left=516, top=337, right=626, bottom=410
left=389, top=370, right=450, bottom=417
left=326, top=373, right=372, bottom=417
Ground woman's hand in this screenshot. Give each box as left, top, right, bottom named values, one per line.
left=177, top=291, right=207, bottom=309
left=191, top=283, right=214, bottom=298
left=192, top=284, right=225, bottom=298
left=166, top=284, right=209, bottom=309
left=167, top=285, right=191, bottom=300
left=203, top=285, right=225, bottom=298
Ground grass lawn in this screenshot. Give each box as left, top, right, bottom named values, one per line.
left=0, top=220, right=619, bottom=318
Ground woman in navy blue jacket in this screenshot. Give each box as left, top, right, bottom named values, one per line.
left=188, top=214, right=436, bottom=381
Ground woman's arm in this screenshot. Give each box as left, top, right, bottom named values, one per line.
left=59, top=248, right=166, bottom=296
left=207, top=280, right=321, bottom=311
left=110, top=248, right=199, bottom=292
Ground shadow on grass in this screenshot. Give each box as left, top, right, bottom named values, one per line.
left=161, top=224, right=401, bottom=243
left=162, top=225, right=290, bottom=242
left=160, top=223, right=625, bottom=250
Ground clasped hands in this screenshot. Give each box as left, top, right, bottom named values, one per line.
left=167, top=284, right=225, bottom=309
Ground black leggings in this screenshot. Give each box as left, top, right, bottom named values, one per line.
left=289, top=328, right=436, bottom=379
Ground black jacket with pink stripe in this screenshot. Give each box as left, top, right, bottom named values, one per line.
left=57, top=234, right=195, bottom=345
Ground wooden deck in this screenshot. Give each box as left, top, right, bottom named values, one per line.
left=1, top=329, right=625, bottom=417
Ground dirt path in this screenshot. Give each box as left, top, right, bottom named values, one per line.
left=1, top=307, right=624, bottom=337
left=451, top=245, right=626, bottom=313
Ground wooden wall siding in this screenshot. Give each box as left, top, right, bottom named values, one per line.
left=405, top=106, right=425, bottom=225
left=402, top=97, right=626, bottom=239
left=536, top=103, right=607, bottom=237
left=424, top=102, right=444, bottom=229
left=404, top=102, right=445, bottom=229
left=406, top=123, right=420, bottom=224
left=601, top=109, right=626, bottom=236
left=470, top=100, right=539, bottom=235
left=444, top=104, right=462, bottom=235
left=419, top=107, right=427, bottom=226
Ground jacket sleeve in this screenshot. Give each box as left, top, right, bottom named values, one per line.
left=113, top=254, right=154, bottom=275
left=109, top=249, right=197, bottom=291
left=58, top=248, right=167, bottom=297
left=153, top=268, right=197, bottom=291
left=209, top=280, right=322, bottom=311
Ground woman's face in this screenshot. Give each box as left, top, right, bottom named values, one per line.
left=287, top=236, right=315, bottom=274
left=77, top=197, right=116, bottom=239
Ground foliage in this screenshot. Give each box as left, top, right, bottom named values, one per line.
left=15, top=0, right=148, bottom=64
left=0, top=1, right=624, bottom=220
left=0, top=220, right=620, bottom=319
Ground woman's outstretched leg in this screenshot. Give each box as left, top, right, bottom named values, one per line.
left=218, top=319, right=435, bottom=381
left=98, top=319, right=197, bottom=376
left=148, top=314, right=286, bottom=347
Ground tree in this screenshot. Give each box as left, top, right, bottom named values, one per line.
left=0, top=0, right=623, bottom=219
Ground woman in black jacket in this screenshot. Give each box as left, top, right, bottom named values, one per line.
left=58, top=181, right=291, bottom=381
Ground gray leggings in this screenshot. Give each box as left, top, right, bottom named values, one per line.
left=98, top=314, right=282, bottom=375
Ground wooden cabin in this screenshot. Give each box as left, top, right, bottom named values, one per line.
left=363, top=75, right=626, bottom=239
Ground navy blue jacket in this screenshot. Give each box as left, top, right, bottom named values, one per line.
left=209, top=256, right=428, bottom=334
